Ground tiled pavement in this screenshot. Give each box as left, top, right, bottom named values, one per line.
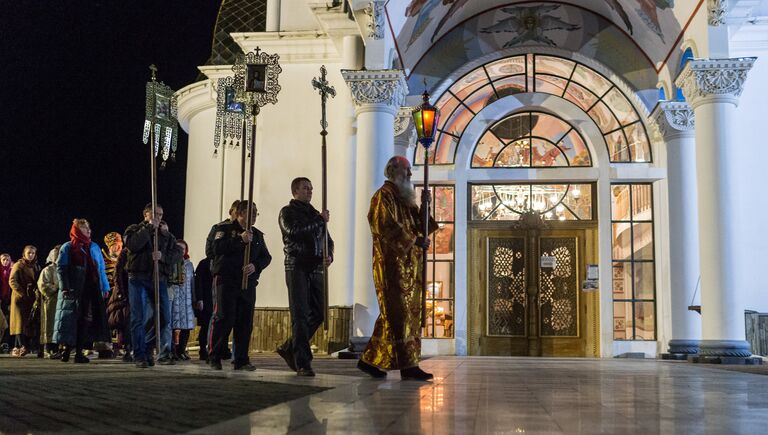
left=3, top=354, right=768, bottom=434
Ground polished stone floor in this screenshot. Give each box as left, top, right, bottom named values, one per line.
left=190, top=356, right=768, bottom=434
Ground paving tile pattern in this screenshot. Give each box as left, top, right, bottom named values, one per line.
left=0, top=357, right=326, bottom=434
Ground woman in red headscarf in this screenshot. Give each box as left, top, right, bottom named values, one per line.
left=52, top=219, right=111, bottom=363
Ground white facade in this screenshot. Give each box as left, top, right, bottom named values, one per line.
left=178, top=0, right=768, bottom=358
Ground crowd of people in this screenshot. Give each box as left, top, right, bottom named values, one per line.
left=0, top=211, right=203, bottom=366
left=0, top=157, right=436, bottom=380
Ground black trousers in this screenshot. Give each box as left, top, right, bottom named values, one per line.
left=282, top=267, right=324, bottom=370
left=209, top=277, right=255, bottom=365
left=197, top=313, right=211, bottom=357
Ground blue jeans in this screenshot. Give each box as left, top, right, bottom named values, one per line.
left=128, top=275, right=171, bottom=361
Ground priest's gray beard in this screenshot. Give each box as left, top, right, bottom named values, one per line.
left=392, top=175, right=416, bottom=207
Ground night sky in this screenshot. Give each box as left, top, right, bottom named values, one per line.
left=0, top=1, right=222, bottom=260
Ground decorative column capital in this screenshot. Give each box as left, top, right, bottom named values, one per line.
left=650, top=101, right=695, bottom=140
left=341, top=69, right=408, bottom=115
left=394, top=106, right=416, bottom=136
left=708, top=0, right=728, bottom=26
left=675, top=58, right=756, bottom=108
left=364, top=0, right=386, bottom=40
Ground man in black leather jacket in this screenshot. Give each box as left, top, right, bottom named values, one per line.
left=277, top=177, right=334, bottom=376
left=209, top=200, right=271, bottom=371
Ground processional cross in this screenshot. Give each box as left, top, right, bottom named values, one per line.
left=312, top=65, right=335, bottom=331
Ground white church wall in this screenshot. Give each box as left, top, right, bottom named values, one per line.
left=245, top=59, right=352, bottom=308
left=731, top=35, right=768, bottom=314
left=279, top=0, right=322, bottom=32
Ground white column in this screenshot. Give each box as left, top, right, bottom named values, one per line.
left=335, top=36, right=364, bottom=308
left=176, top=80, right=219, bottom=265
left=266, top=0, right=281, bottom=32
left=342, top=69, right=408, bottom=336
left=676, top=57, right=756, bottom=358
left=651, top=101, right=701, bottom=356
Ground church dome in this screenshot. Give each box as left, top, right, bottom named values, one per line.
left=205, top=0, right=267, bottom=66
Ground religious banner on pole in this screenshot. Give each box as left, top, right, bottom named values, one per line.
left=231, top=47, right=282, bottom=290
left=213, top=75, right=253, bottom=156
left=141, top=65, right=180, bottom=354
left=143, top=66, right=179, bottom=169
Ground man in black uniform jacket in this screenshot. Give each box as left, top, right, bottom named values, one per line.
left=209, top=200, right=271, bottom=370
left=201, top=200, right=240, bottom=361
left=277, top=177, right=334, bottom=377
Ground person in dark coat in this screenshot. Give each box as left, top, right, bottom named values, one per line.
left=194, top=257, right=213, bottom=361
left=209, top=200, right=271, bottom=370
left=107, top=248, right=131, bottom=361
left=0, top=253, right=13, bottom=351
left=9, top=246, right=40, bottom=357
left=53, top=220, right=111, bottom=363
left=124, top=203, right=183, bottom=368
left=277, top=177, right=334, bottom=377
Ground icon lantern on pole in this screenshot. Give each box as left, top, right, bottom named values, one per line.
left=231, top=47, right=282, bottom=290
left=412, top=89, right=440, bottom=328
left=142, top=64, right=180, bottom=354
left=213, top=75, right=251, bottom=156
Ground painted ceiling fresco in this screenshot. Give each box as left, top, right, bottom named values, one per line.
left=390, top=0, right=701, bottom=102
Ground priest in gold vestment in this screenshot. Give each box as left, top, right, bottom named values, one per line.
left=358, top=156, right=437, bottom=381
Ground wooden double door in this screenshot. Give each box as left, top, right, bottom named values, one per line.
left=468, top=226, right=599, bottom=357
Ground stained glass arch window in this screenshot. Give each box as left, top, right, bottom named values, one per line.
left=415, top=54, right=652, bottom=165
left=472, top=111, right=592, bottom=168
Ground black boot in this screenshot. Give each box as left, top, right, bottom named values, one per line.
left=400, top=366, right=433, bottom=381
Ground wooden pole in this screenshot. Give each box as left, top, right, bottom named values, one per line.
left=148, top=66, right=162, bottom=357
left=421, top=147, right=430, bottom=329
left=312, top=66, right=335, bottom=332
left=320, top=105, right=329, bottom=332
left=242, top=112, right=258, bottom=290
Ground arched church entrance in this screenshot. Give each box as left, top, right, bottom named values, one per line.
left=413, top=53, right=654, bottom=357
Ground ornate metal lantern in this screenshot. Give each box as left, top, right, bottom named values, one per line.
left=412, top=90, right=439, bottom=148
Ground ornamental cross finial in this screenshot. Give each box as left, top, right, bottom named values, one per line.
left=149, top=64, right=158, bottom=81
left=312, top=65, right=336, bottom=131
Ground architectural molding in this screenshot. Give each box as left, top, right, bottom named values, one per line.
left=650, top=101, right=695, bottom=140
left=309, top=2, right=361, bottom=55
left=667, top=339, right=701, bottom=355
left=698, top=339, right=752, bottom=357
left=364, top=0, right=385, bottom=40
left=675, top=57, right=756, bottom=107
left=708, top=0, right=728, bottom=26
left=341, top=69, right=408, bottom=112
left=175, top=79, right=216, bottom=133
left=231, top=31, right=341, bottom=64
left=394, top=106, right=416, bottom=136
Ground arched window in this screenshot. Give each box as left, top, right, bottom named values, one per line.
left=675, top=48, right=694, bottom=101
left=472, top=111, right=592, bottom=168
left=658, top=86, right=667, bottom=101
left=416, top=54, right=651, bottom=165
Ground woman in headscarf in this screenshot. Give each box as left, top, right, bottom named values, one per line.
left=1, top=253, right=13, bottom=350
left=9, top=246, right=40, bottom=356
left=53, top=219, right=111, bottom=363
left=37, top=245, right=62, bottom=358
left=170, top=240, right=196, bottom=360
